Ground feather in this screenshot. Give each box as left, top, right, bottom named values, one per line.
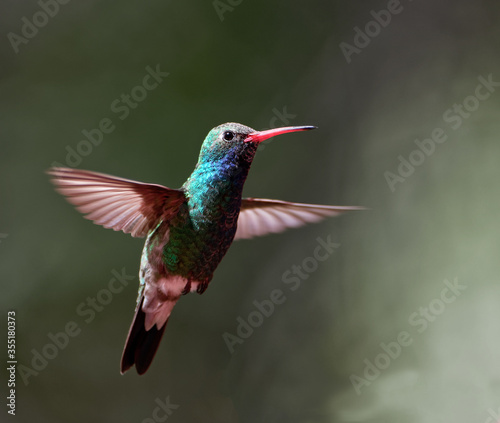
left=47, top=167, right=185, bottom=238
left=235, top=198, right=364, bottom=240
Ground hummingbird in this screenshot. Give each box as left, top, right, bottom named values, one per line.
left=48, top=123, right=362, bottom=375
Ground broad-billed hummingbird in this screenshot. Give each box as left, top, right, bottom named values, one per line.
left=48, top=123, right=362, bottom=375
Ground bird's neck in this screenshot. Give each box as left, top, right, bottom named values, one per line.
left=183, top=153, right=254, bottom=229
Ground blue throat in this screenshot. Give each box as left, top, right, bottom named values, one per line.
left=182, top=150, right=255, bottom=230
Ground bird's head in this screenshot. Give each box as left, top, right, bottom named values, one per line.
left=197, top=122, right=316, bottom=165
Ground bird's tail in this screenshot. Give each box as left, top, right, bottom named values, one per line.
left=120, top=295, right=167, bottom=375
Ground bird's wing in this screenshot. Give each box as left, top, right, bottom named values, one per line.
left=234, top=198, right=364, bottom=240
left=47, top=167, right=186, bottom=238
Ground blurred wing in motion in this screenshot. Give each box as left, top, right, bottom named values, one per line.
left=47, top=167, right=186, bottom=238
left=234, top=198, right=364, bottom=240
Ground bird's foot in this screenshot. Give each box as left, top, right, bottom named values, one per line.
left=181, top=280, right=192, bottom=295
left=196, top=282, right=208, bottom=294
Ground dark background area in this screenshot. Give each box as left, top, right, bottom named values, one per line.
left=2, top=1, right=500, bottom=422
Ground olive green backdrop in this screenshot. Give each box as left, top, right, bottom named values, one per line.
left=2, top=1, right=500, bottom=422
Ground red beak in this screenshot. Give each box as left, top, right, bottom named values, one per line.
left=245, top=125, right=317, bottom=143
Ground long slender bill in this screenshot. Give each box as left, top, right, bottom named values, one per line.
left=245, top=125, right=317, bottom=143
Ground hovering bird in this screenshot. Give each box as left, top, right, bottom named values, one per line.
left=48, top=123, right=362, bottom=375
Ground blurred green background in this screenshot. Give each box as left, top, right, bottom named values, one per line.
left=2, top=0, right=500, bottom=422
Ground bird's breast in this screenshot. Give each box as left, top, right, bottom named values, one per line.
left=154, top=163, right=248, bottom=282
left=157, top=197, right=240, bottom=283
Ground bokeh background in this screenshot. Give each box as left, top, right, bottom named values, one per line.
left=2, top=0, right=500, bottom=422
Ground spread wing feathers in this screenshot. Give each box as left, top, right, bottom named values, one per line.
left=235, top=198, right=364, bottom=240
left=47, top=167, right=185, bottom=238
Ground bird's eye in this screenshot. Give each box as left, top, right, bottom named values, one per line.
left=223, top=131, right=235, bottom=141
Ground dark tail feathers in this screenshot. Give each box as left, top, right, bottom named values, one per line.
left=120, top=296, right=167, bottom=375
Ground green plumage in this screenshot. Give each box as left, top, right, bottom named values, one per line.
left=47, top=121, right=344, bottom=375
left=148, top=123, right=258, bottom=284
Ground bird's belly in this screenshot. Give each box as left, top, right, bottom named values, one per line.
left=162, top=217, right=238, bottom=282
